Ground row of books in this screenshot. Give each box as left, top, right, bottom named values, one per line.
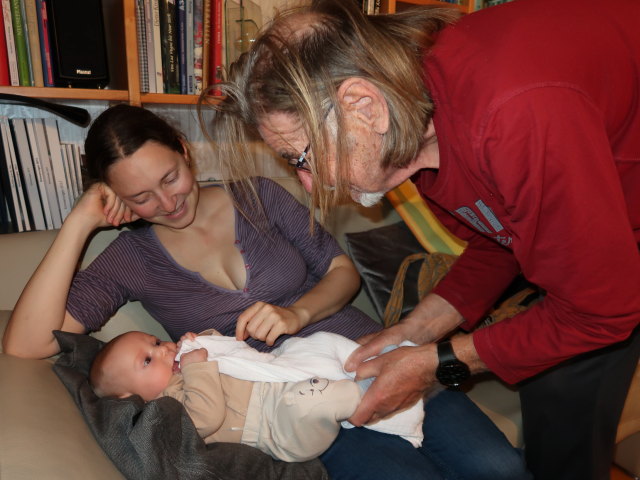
left=135, top=0, right=224, bottom=95
left=0, top=0, right=54, bottom=87
left=135, top=0, right=264, bottom=96
left=360, top=0, right=381, bottom=15
left=0, top=115, right=83, bottom=233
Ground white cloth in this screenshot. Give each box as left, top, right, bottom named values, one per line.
left=177, top=331, right=425, bottom=447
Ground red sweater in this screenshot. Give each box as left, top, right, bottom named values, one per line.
left=417, top=0, right=640, bottom=383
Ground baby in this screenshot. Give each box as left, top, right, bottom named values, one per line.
left=90, top=329, right=424, bottom=462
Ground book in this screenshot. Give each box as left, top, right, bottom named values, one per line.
left=150, top=0, right=163, bottom=93
left=71, top=143, right=83, bottom=196
left=0, top=116, right=27, bottom=232
left=43, top=117, right=71, bottom=221
left=193, top=0, right=203, bottom=94
left=32, top=117, right=61, bottom=228
left=2, top=0, right=18, bottom=86
left=11, top=118, right=45, bottom=230
left=24, top=118, right=52, bottom=228
left=10, top=0, right=31, bottom=86
left=143, top=0, right=156, bottom=93
left=177, top=0, right=186, bottom=94
left=19, top=0, right=33, bottom=85
left=61, top=142, right=78, bottom=202
left=159, top=0, right=180, bottom=94
left=24, top=0, right=43, bottom=87
left=210, top=0, right=222, bottom=93
left=0, top=127, right=18, bottom=232
left=201, top=0, right=210, bottom=90
left=135, top=0, right=149, bottom=92
left=61, top=142, right=82, bottom=199
left=0, top=162, right=12, bottom=232
left=35, top=0, right=54, bottom=87
left=185, top=0, right=194, bottom=94
left=0, top=4, right=10, bottom=86
left=59, top=142, right=73, bottom=205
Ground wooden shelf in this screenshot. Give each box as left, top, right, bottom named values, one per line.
left=139, top=93, right=201, bottom=105
left=382, top=0, right=473, bottom=14
left=0, top=86, right=129, bottom=102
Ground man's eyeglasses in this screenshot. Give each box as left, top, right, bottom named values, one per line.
left=287, top=144, right=311, bottom=173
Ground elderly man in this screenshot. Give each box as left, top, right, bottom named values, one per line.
left=211, top=1, right=640, bottom=478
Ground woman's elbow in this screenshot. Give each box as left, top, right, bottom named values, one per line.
left=2, top=331, right=59, bottom=359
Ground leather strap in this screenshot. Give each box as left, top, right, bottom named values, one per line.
left=437, top=340, right=457, bottom=364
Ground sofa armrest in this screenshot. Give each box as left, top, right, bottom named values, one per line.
left=0, top=310, right=123, bottom=479
left=0, top=358, right=124, bottom=479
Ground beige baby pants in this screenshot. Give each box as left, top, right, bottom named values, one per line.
left=241, top=377, right=361, bottom=462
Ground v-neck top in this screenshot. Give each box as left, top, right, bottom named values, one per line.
left=67, top=177, right=381, bottom=351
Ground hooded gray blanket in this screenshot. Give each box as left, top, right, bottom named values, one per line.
left=52, top=330, right=328, bottom=480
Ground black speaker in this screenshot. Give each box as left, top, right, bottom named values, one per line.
left=46, top=0, right=109, bottom=88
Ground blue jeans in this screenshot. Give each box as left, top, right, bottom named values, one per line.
left=320, top=388, right=532, bottom=480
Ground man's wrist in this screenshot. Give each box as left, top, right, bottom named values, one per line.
left=435, top=339, right=470, bottom=388
left=450, top=334, right=487, bottom=374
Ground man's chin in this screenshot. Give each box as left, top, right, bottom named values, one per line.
left=353, top=191, right=386, bottom=207
left=296, top=170, right=314, bottom=193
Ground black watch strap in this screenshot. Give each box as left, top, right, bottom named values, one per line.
left=437, top=340, right=457, bottom=363
left=436, top=339, right=470, bottom=388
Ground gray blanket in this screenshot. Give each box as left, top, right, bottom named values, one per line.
left=52, top=330, right=329, bottom=480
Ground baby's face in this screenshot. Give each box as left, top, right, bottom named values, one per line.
left=108, top=332, right=178, bottom=401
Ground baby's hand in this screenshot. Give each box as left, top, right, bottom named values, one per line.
left=177, top=331, right=199, bottom=350
left=180, top=348, right=207, bottom=367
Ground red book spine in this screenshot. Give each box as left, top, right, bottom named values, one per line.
left=0, top=5, right=10, bottom=85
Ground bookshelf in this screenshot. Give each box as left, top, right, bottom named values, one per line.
left=0, top=0, right=213, bottom=107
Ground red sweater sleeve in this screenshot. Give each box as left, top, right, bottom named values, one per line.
left=411, top=193, right=521, bottom=328
left=469, top=88, right=640, bottom=383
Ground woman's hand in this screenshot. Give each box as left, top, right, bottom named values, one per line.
left=234, top=255, right=362, bottom=346
left=236, top=302, right=308, bottom=346
left=71, top=182, right=139, bottom=228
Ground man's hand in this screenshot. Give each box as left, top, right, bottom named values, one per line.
left=347, top=343, right=438, bottom=426
left=345, top=324, right=408, bottom=371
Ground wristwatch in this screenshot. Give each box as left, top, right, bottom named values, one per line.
left=435, top=340, right=470, bottom=388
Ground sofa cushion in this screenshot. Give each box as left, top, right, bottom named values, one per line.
left=345, top=221, right=426, bottom=320
left=52, top=330, right=328, bottom=480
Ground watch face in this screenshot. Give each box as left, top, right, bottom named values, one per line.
left=436, top=362, right=471, bottom=388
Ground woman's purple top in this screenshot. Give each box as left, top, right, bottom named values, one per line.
left=67, top=177, right=381, bottom=351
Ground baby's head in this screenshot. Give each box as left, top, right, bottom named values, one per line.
left=90, top=331, right=178, bottom=401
